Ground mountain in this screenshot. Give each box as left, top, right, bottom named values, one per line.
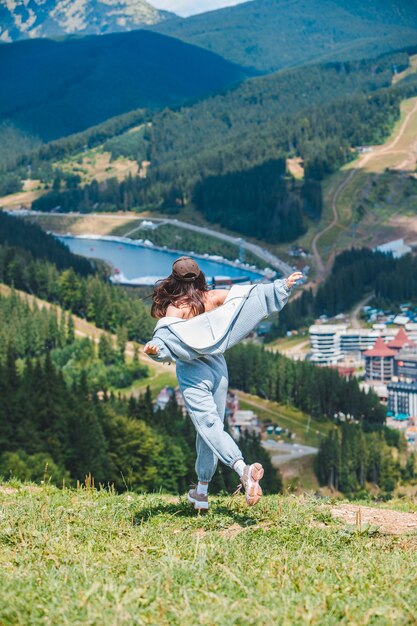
left=0, top=30, right=246, bottom=141
left=153, top=0, right=417, bottom=72
left=0, top=0, right=174, bottom=42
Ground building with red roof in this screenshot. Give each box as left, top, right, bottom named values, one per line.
left=387, top=328, right=416, bottom=351
left=364, top=337, right=395, bottom=382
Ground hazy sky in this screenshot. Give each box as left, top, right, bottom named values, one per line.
left=148, top=0, right=251, bottom=17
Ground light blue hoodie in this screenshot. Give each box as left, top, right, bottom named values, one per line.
left=145, top=279, right=291, bottom=363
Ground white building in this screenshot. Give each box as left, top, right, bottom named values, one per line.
left=375, top=238, right=412, bottom=259
left=339, top=329, right=381, bottom=353
left=229, top=410, right=261, bottom=440
left=309, top=324, right=347, bottom=365
left=309, top=324, right=417, bottom=366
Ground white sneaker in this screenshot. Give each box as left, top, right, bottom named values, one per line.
left=187, top=487, right=209, bottom=510
left=240, top=463, right=264, bottom=506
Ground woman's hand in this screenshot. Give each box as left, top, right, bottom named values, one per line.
left=144, top=344, right=160, bottom=356
left=285, top=272, right=304, bottom=289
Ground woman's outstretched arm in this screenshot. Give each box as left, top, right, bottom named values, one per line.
left=144, top=339, right=176, bottom=363
left=285, top=272, right=303, bottom=289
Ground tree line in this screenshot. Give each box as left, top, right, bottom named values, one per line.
left=270, top=247, right=417, bottom=337
left=192, top=160, right=320, bottom=243
left=0, top=289, right=73, bottom=359
left=0, top=247, right=154, bottom=343
left=0, top=211, right=93, bottom=276
left=0, top=213, right=154, bottom=343
left=225, top=343, right=385, bottom=424
left=0, top=288, right=147, bottom=391
left=0, top=351, right=281, bottom=494
left=315, top=423, right=414, bottom=498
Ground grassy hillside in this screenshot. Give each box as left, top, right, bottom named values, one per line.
left=301, top=93, right=417, bottom=271
left=1, top=484, right=417, bottom=624
left=154, top=0, right=417, bottom=72
left=0, top=30, right=246, bottom=140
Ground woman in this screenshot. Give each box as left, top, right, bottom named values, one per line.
left=145, top=256, right=302, bottom=509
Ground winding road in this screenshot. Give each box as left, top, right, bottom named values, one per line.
left=20, top=210, right=293, bottom=278
left=350, top=293, right=373, bottom=329
left=311, top=98, right=417, bottom=282
left=114, top=216, right=293, bottom=277
left=262, top=440, right=318, bottom=466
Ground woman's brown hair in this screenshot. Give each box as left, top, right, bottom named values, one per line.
left=151, top=271, right=209, bottom=319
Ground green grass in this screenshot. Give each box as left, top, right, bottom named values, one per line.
left=237, top=393, right=331, bottom=448
left=123, top=369, right=178, bottom=397
left=1, top=483, right=417, bottom=625
left=280, top=454, right=320, bottom=492
left=273, top=94, right=417, bottom=270
left=266, top=334, right=309, bottom=351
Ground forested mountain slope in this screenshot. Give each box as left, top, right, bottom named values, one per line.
left=0, top=30, right=246, bottom=140
left=153, top=0, right=417, bottom=72
left=0, top=0, right=173, bottom=42
left=26, top=51, right=417, bottom=243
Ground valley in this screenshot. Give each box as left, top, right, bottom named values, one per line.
left=0, top=0, right=417, bottom=544
left=21, top=211, right=292, bottom=275
left=7, top=81, right=417, bottom=285
left=4, top=49, right=417, bottom=289
left=2, top=2, right=417, bottom=622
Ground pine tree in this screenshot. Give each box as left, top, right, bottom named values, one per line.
left=67, top=313, right=75, bottom=344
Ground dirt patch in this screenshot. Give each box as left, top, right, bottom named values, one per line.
left=330, top=504, right=417, bottom=535
left=58, top=151, right=138, bottom=185
left=0, top=486, right=18, bottom=495
left=387, top=214, right=417, bottom=243
left=191, top=522, right=272, bottom=539
left=68, top=215, right=133, bottom=236
left=219, top=523, right=247, bottom=538
left=22, top=179, right=41, bottom=192
left=287, top=157, right=304, bottom=179
left=0, top=188, right=45, bottom=209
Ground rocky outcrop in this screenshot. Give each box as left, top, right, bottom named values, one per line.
left=0, top=0, right=174, bottom=42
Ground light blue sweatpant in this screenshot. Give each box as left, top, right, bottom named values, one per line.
left=176, top=354, right=243, bottom=482
left=147, top=279, right=291, bottom=482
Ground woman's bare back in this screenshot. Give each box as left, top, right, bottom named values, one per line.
left=165, top=289, right=229, bottom=320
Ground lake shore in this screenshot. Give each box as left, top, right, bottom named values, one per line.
left=55, top=232, right=272, bottom=286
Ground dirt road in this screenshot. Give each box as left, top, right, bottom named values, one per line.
left=18, top=210, right=293, bottom=277
left=312, top=98, right=417, bottom=282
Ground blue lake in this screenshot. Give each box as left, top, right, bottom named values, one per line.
left=57, top=236, right=265, bottom=284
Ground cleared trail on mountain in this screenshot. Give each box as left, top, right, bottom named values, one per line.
left=0, top=283, right=165, bottom=375
left=312, top=97, right=417, bottom=282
